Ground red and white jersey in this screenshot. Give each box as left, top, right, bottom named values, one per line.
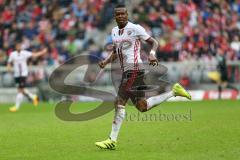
left=111, top=22, right=150, bottom=71
left=8, top=50, right=32, bottom=77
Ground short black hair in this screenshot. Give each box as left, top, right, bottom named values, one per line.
left=15, top=41, right=22, bottom=45
left=115, top=4, right=126, bottom=9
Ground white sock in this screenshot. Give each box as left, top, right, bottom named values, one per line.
left=24, top=89, right=35, bottom=100
left=109, top=105, right=125, bottom=142
left=147, top=91, right=174, bottom=110
left=15, top=92, right=24, bottom=110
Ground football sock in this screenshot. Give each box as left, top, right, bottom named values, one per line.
left=15, top=92, right=24, bottom=109
left=147, top=91, right=174, bottom=110
left=109, top=105, right=125, bottom=142
left=23, top=89, right=35, bottom=100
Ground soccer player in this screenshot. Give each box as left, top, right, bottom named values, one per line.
left=216, top=48, right=238, bottom=99
left=95, top=4, right=191, bottom=150
left=7, top=42, right=47, bottom=112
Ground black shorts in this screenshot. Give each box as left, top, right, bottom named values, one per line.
left=15, top=77, right=26, bottom=88
left=220, top=71, right=228, bottom=82
left=117, top=70, right=146, bottom=105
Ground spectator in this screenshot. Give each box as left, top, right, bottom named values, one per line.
left=0, top=0, right=115, bottom=66
left=133, top=1, right=239, bottom=62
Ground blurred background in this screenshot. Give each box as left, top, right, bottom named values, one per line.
left=0, top=0, right=239, bottom=103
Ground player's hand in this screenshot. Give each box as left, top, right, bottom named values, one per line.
left=7, top=64, right=13, bottom=73
left=98, top=60, right=107, bottom=69
left=148, top=54, right=158, bottom=66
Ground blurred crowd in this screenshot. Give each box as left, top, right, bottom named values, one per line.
left=132, top=0, right=240, bottom=62
left=1, top=0, right=240, bottom=66
left=0, top=0, right=118, bottom=66
left=0, top=0, right=239, bottom=91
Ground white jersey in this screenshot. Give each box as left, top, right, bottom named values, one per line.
left=111, top=22, right=151, bottom=71
left=8, top=50, right=32, bottom=77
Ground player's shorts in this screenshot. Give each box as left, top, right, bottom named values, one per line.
left=220, top=71, right=228, bottom=82
left=15, top=76, right=26, bottom=88
left=117, top=69, right=146, bottom=105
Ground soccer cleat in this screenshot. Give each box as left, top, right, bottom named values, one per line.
left=172, top=83, right=191, bottom=100
left=9, top=106, right=18, bottom=112
left=95, top=138, right=117, bottom=150
left=33, top=95, right=39, bottom=107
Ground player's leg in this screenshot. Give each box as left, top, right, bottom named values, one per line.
left=219, top=72, right=238, bottom=98
left=9, top=78, right=24, bottom=112
left=95, top=73, right=129, bottom=150
left=20, top=77, right=39, bottom=106
left=135, top=91, right=174, bottom=112
left=135, top=83, right=191, bottom=112
left=217, top=81, right=222, bottom=99
left=110, top=98, right=126, bottom=141
left=219, top=81, right=239, bottom=99
left=95, top=97, right=127, bottom=150
left=226, top=83, right=238, bottom=92
left=219, top=72, right=228, bottom=99
left=130, top=70, right=191, bottom=111
left=23, top=89, right=39, bottom=106
left=23, top=89, right=34, bottom=100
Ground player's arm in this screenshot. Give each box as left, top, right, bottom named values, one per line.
left=31, top=48, right=48, bottom=58
left=7, top=54, right=13, bottom=72
left=7, top=62, right=13, bottom=72
left=98, top=48, right=117, bottom=69
left=145, top=37, right=159, bottom=66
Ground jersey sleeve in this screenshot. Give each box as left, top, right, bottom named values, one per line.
left=23, top=50, right=33, bottom=59
left=111, top=29, right=117, bottom=53
left=111, top=28, right=116, bottom=42
left=135, top=25, right=151, bottom=41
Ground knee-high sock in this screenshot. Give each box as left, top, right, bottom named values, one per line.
left=147, top=91, right=174, bottom=110
left=15, top=92, right=24, bottom=110
left=109, top=105, right=125, bottom=142
left=23, top=89, right=35, bottom=100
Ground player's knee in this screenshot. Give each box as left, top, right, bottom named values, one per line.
left=114, top=99, right=121, bottom=107
left=18, top=88, right=24, bottom=93
left=114, top=97, right=126, bottom=107
left=136, top=99, right=148, bottom=112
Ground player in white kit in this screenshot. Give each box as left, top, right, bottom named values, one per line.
left=7, top=42, right=47, bottom=112
left=95, top=4, right=191, bottom=150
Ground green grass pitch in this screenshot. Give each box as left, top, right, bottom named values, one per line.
left=0, top=100, right=239, bottom=160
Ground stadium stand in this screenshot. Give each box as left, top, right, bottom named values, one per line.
left=131, top=0, right=240, bottom=62
left=0, top=0, right=239, bottom=101
left=1, top=0, right=239, bottom=64
left=0, top=0, right=119, bottom=66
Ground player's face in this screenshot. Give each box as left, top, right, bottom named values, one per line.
left=114, top=8, right=128, bottom=27
left=16, top=43, right=21, bottom=51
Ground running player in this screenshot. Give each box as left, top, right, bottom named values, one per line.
left=7, top=42, right=47, bottom=112
left=95, top=4, right=191, bottom=150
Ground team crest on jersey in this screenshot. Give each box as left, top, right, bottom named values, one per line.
left=127, top=31, right=132, bottom=35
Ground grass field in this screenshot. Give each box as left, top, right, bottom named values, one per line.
left=0, top=100, right=240, bottom=160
